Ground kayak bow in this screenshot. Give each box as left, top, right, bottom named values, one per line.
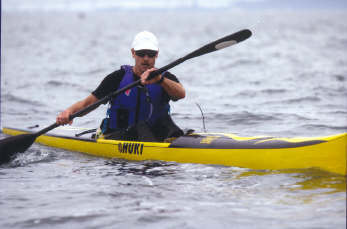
left=2, top=127, right=346, bottom=175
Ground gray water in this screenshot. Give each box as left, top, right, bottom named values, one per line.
left=1, top=9, right=346, bottom=229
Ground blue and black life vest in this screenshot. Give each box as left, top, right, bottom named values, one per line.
left=105, top=65, right=170, bottom=131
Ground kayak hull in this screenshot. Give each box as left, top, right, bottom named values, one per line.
left=2, top=127, right=346, bottom=175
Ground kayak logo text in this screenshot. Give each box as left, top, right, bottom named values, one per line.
left=118, top=142, right=144, bottom=155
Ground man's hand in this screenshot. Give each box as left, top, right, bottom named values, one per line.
left=56, top=94, right=99, bottom=125
left=140, top=68, right=185, bottom=100
left=56, top=110, right=73, bottom=125
left=140, top=68, right=161, bottom=85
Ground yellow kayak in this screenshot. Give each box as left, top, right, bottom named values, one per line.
left=2, top=127, right=346, bottom=175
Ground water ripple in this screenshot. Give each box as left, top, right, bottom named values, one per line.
left=2, top=93, right=45, bottom=106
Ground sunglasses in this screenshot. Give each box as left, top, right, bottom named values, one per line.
left=135, top=50, right=158, bottom=58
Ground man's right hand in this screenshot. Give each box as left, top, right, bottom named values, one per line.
left=56, top=110, right=73, bottom=125
left=55, top=94, right=99, bottom=126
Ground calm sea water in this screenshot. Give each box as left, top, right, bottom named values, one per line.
left=1, top=9, right=346, bottom=229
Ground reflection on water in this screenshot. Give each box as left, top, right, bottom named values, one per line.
left=290, top=170, right=346, bottom=194
left=237, top=169, right=347, bottom=194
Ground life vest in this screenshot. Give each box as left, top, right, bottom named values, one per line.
left=106, top=65, right=170, bottom=130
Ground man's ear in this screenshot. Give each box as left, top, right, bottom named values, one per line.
left=131, top=48, right=136, bottom=58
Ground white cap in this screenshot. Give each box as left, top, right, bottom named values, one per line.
left=131, top=31, right=159, bottom=51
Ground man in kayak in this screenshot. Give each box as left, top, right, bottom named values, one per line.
left=56, top=31, right=185, bottom=141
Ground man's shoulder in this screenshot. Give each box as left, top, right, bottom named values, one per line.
left=91, top=67, right=126, bottom=98
left=105, top=67, right=126, bottom=80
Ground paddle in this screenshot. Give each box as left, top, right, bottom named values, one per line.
left=0, top=29, right=252, bottom=164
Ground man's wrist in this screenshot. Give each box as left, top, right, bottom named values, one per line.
left=157, top=75, right=165, bottom=84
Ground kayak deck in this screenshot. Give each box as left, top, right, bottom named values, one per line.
left=2, top=127, right=346, bottom=175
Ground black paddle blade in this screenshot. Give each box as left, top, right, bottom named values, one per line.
left=0, top=134, right=37, bottom=164
left=185, top=29, right=252, bottom=60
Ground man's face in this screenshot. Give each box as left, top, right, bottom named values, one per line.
left=132, top=49, right=158, bottom=75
